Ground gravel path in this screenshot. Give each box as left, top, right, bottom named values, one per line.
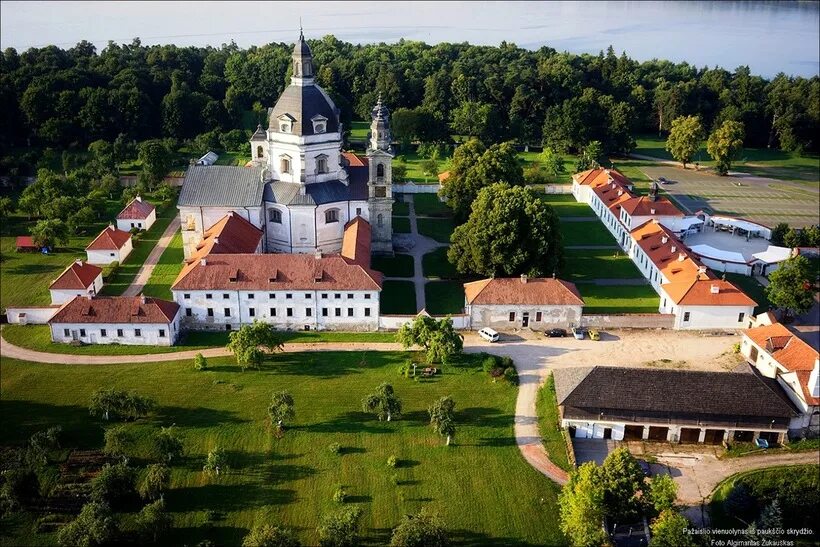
left=122, top=216, right=181, bottom=297
left=402, top=197, right=448, bottom=313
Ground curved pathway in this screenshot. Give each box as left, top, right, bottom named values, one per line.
left=123, top=216, right=181, bottom=297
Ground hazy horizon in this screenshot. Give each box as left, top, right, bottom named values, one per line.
left=1, top=0, right=818, bottom=77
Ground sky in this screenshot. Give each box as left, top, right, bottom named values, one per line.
left=1, top=1, right=818, bottom=77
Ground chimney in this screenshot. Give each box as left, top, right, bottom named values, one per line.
left=140, top=294, right=146, bottom=304
left=213, top=237, right=219, bottom=245
left=710, top=285, right=720, bottom=294
left=315, top=250, right=323, bottom=260
left=520, top=273, right=528, bottom=284
left=200, top=258, right=207, bottom=266
left=697, top=266, right=707, bottom=274
left=75, top=258, right=83, bottom=266
left=678, top=253, right=685, bottom=262
left=661, top=236, right=668, bottom=244
left=671, top=245, right=677, bottom=253
left=109, top=223, right=116, bottom=231
left=136, top=195, right=142, bottom=202
left=228, top=211, right=234, bottom=217
left=650, top=208, right=656, bottom=215
left=617, top=189, right=623, bottom=196
left=809, top=359, right=819, bottom=398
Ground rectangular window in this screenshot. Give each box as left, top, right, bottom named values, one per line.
left=334, top=293, right=341, bottom=299
left=347, top=308, right=354, bottom=317
left=135, top=329, right=141, bottom=337
left=683, top=312, right=690, bottom=322
left=248, top=293, right=255, bottom=299
left=206, top=293, right=213, bottom=299
left=223, top=293, right=229, bottom=299
left=100, top=329, right=107, bottom=337
left=347, top=293, right=353, bottom=299
left=224, top=308, right=231, bottom=317
left=287, top=308, right=293, bottom=317
left=270, top=307, right=276, bottom=316
left=364, top=294, right=371, bottom=300
left=207, top=308, right=214, bottom=317
left=738, top=312, right=745, bottom=323
left=356, top=207, right=362, bottom=216
left=286, top=293, right=292, bottom=299
left=184, top=293, right=190, bottom=299
left=117, top=329, right=123, bottom=337
left=249, top=308, right=256, bottom=317
left=63, top=328, right=70, bottom=337
left=321, top=293, right=328, bottom=299
left=306, top=308, right=312, bottom=317
left=335, top=308, right=341, bottom=317
left=364, top=308, right=371, bottom=317
left=269, top=293, right=276, bottom=298
left=322, top=308, right=328, bottom=317
left=79, top=329, right=86, bottom=337
left=305, top=293, right=311, bottom=299
left=509, top=312, right=516, bottom=322
left=186, top=308, right=192, bottom=317
left=159, top=329, right=166, bottom=338
left=663, top=298, right=666, bottom=307
left=535, top=312, right=542, bottom=322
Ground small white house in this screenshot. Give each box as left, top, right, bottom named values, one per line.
left=48, top=259, right=104, bottom=305
left=196, top=151, right=219, bottom=166
left=85, top=225, right=133, bottom=265
left=464, top=275, right=584, bottom=330
left=48, top=295, right=181, bottom=346
left=116, top=196, right=156, bottom=231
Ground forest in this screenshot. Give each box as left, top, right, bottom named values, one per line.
left=0, top=34, right=818, bottom=173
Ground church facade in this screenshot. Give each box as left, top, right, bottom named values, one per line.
left=178, top=31, right=394, bottom=259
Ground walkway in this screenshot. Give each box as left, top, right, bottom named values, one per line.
left=400, top=197, right=448, bottom=313
left=122, top=216, right=181, bottom=297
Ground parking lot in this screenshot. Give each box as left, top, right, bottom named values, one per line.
left=639, top=165, right=819, bottom=228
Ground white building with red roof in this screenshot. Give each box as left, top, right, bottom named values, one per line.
left=463, top=275, right=584, bottom=330
left=116, top=196, right=156, bottom=232
left=741, top=322, right=819, bottom=437
left=49, top=259, right=104, bottom=305
left=85, top=225, right=133, bottom=265
left=48, top=295, right=181, bottom=346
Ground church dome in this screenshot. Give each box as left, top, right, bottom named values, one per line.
left=269, top=85, right=340, bottom=136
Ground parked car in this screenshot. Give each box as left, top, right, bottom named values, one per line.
left=478, top=327, right=500, bottom=343
left=589, top=329, right=600, bottom=341
left=571, top=326, right=586, bottom=340
left=637, top=459, right=652, bottom=476
left=545, top=328, right=567, bottom=338
left=755, top=438, right=769, bottom=449
left=657, top=176, right=667, bottom=184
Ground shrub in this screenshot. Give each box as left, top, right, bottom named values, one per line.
left=332, top=484, right=348, bottom=503
left=242, top=523, right=301, bottom=547
left=732, top=342, right=741, bottom=354
left=90, top=463, right=137, bottom=510
left=482, top=356, right=499, bottom=374
left=389, top=508, right=448, bottom=547
left=328, top=443, right=341, bottom=455
left=490, top=367, right=505, bottom=379
left=500, top=356, right=514, bottom=369
left=387, top=455, right=397, bottom=468
left=194, top=353, right=208, bottom=371
left=503, top=366, right=518, bottom=385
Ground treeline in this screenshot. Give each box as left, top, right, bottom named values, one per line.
left=1, top=36, right=818, bottom=157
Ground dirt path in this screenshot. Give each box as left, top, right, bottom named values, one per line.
left=122, top=216, right=181, bottom=297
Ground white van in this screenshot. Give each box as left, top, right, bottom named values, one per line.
left=478, top=327, right=500, bottom=343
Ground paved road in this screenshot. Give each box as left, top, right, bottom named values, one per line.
left=122, top=216, right=181, bottom=297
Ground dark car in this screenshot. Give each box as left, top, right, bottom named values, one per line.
left=636, top=459, right=652, bottom=477
left=546, top=328, right=567, bottom=338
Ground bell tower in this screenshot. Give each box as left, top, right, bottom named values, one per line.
left=366, top=94, right=394, bottom=255
left=291, top=28, right=314, bottom=86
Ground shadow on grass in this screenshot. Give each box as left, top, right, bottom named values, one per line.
left=168, top=525, right=248, bottom=547
left=339, top=446, right=366, bottom=455
left=299, top=411, right=399, bottom=434
left=459, top=407, right=512, bottom=429
left=157, top=406, right=247, bottom=428
left=346, top=494, right=373, bottom=503
left=168, top=483, right=296, bottom=512
left=0, top=399, right=101, bottom=448
left=449, top=529, right=546, bottom=547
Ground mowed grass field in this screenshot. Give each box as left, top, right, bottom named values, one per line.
left=559, top=221, right=618, bottom=247
left=576, top=284, right=660, bottom=314
left=371, top=253, right=414, bottom=278
left=424, top=281, right=465, bottom=315
left=380, top=280, right=417, bottom=315
left=538, top=194, right=595, bottom=218
left=141, top=231, right=184, bottom=299
left=562, top=249, right=643, bottom=282
left=0, top=353, right=564, bottom=546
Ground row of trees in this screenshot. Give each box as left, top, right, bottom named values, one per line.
left=666, top=115, right=746, bottom=174
left=2, top=36, right=817, bottom=155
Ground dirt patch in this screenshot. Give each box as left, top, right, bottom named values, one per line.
left=644, top=358, right=688, bottom=369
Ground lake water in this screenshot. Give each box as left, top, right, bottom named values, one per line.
left=2, top=0, right=818, bottom=77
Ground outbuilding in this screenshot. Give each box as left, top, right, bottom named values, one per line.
left=49, top=259, right=103, bottom=305
left=116, top=196, right=156, bottom=231
left=85, top=225, right=133, bottom=265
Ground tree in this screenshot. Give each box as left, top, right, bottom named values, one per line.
left=30, top=218, right=69, bottom=249
left=707, top=120, right=745, bottom=175
left=574, top=140, right=603, bottom=171
left=650, top=510, right=696, bottom=547
left=648, top=473, right=678, bottom=515
left=268, top=391, right=295, bottom=434
left=136, top=499, right=172, bottom=544
left=450, top=101, right=493, bottom=140
left=317, top=506, right=362, bottom=547
left=438, top=139, right=524, bottom=222
left=227, top=320, right=284, bottom=370
left=90, top=462, right=137, bottom=509
left=421, top=152, right=440, bottom=179
left=0, top=196, right=13, bottom=219
left=89, top=388, right=155, bottom=421
left=428, top=396, right=456, bottom=446
left=68, top=205, right=96, bottom=233
left=102, top=427, right=133, bottom=461
left=540, top=147, right=565, bottom=179
left=396, top=316, right=463, bottom=364
left=756, top=499, right=783, bottom=528
left=448, top=184, right=563, bottom=277
left=389, top=508, right=448, bottom=547
left=137, top=139, right=172, bottom=188
left=558, top=463, right=607, bottom=547
left=152, top=426, right=183, bottom=463
left=783, top=227, right=806, bottom=248
left=57, top=502, right=117, bottom=547
left=243, top=523, right=302, bottom=547
left=599, top=447, right=647, bottom=522
left=220, top=129, right=249, bottom=151
left=27, top=426, right=62, bottom=467
left=392, top=160, right=407, bottom=182
left=770, top=222, right=790, bottom=246
left=194, top=353, right=208, bottom=371
left=765, top=256, right=816, bottom=318
left=203, top=447, right=228, bottom=477
left=361, top=383, right=402, bottom=422
left=666, top=115, right=704, bottom=168
left=139, top=464, right=170, bottom=501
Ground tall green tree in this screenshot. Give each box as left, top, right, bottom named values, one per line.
left=396, top=316, right=463, bottom=364
left=599, top=447, right=647, bottom=522
left=666, top=115, right=704, bottom=168
left=448, top=184, right=563, bottom=277
left=30, top=218, right=69, bottom=249
left=558, top=463, right=607, bottom=547
left=137, top=139, right=172, bottom=188
left=362, top=383, right=402, bottom=422
left=243, top=523, right=302, bottom=547
left=575, top=141, right=603, bottom=171
left=428, top=396, right=456, bottom=446
left=152, top=426, right=183, bottom=463
left=389, top=508, right=448, bottom=547
left=136, top=499, right=172, bottom=544
left=765, top=256, right=816, bottom=318
left=539, top=147, right=565, bottom=179
left=268, top=391, right=295, bottom=434
left=227, top=320, right=284, bottom=370
left=707, top=120, right=745, bottom=175
left=317, top=506, right=362, bottom=547
left=650, top=510, right=696, bottom=547
left=648, top=473, right=678, bottom=515
left=139, top=463, right=170, bottom=501
left=57, top=501, right=117, bottom=547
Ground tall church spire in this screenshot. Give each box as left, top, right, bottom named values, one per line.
left=291, top=29, right=314, bottom=86
left=369, top=93, right=391, bottom=152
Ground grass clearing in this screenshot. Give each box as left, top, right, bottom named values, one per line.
left=424, top=281, right=464, bottom=315
left=380, top=280, right=417, bottom=315
left=576, top=284, right=660, bottom=314
left=394, top=151, right=452, bottom=184
left=141, top=231, right=184, bottom=299
left=349, top=120, right=369, bottom=140
left=392, top=216, right=411, bottom=233
left=559, top=221, right=618, bottom=247
left=412, top=194, right=452, bottom=217
left=537, top=375, right=572, bottom=472
left=422, top=247, right=460, bottom=280
left=417, top=218, right=455, bottom=244
left=538, top=193, right=595, bottom=218
left=371, top=254, right=414, bottom=278
left=0, top=353, right=564, bottom=546
left=392, top=199, right=410, bottom=216
left=563, top=249, right=643, bottom=282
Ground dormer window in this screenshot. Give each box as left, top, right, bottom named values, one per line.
left=315, top=123, right=325, bottom=133
left=311, top=114, right=328, bottom=134
left=277, top=114, right=296, bottom=134
left=280, top=123, right=290, bottom=133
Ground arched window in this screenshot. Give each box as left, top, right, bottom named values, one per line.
left=377, top=214, right=383, bottom=227
left=280, top=156, right=291, bottom=174
left=316, top=155, right=328, bottom=174
left=376, top=163, right=385, bottom=178
left=269, top=209, right=282, bottom=224
left=325, top=209, right=339, bottom=224
left=256, top=146, right=264, bottom=159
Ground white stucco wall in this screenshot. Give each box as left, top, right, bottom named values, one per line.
left=116, top=209, right=156, bottom=232
left=86, top=239, right=132, bottom=265
left=179, top=206, right=264, bottom=258
left=49, top=274, right=104, bottom=305
left=466, top=304, right=582, bottom=330
left=671, top=304, right=753, bottom=330
left=5, top=307, right=59, bottom=324
left=50, top=315, right=180, bottom=346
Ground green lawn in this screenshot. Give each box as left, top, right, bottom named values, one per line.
left=417, top=219, right=456, bottom=244
left=538, top=194, right=595, bottom=218
left=380, top=280, right=417, bottom=315
left=725, top=273, right=770, bottom=315
left=0, top=199, right=127, bottom=309
left=349, top=120, right=369, bottom=140
left=392, top=217, right=411, bottom=234
left=392, top=199, right=410, bottom=216
left=214, top=151, right=250, bottom=166
left=424, top=281, right=464, bottom=315
left=371, top=254, right=414, bottom=278
left=576, top=284, right=660, bottom=314
left=518, top=150, right=577, bottom=184
left=0, top=353, right=564, bottom=546
left=141, top=231, right=184, bottom=299
left=394, top=151, right=452, bottom=184
left=412, top=194, right=452, bottom=218
left=563, top=249, right=643, bottom=282
left=609, top=159, right=654, bottom=195
left=422, top=247, right=460, bottom=280
left=537, top=375, right=572, bottom=472
left=559, top=221, right=618, bottom=247
left=99, top=203, right=178, bottom=296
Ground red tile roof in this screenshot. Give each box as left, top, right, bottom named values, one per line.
left=572, top=168, right=633, bottom=189
left=342, top=152, right=368, bottom=168
left=464, top=277, right=585, bottom=306
left=117, top=196, right=155, bottom=220
left=49, top=261, right=102, bottom=290
left=592, top=180, right=635, bottom=214
left=667, top=279, right=757, bottom=307
left=15, top=236, right=37, bottom=249
left=86, top=226, right=132, bottom=251
left=620, top=196, right=683, bottom=217
left=197, top=212, right=262, bottom=255
left=49, top=296, right=179, bottom=324
left=341, top=217, right=372, bottom=268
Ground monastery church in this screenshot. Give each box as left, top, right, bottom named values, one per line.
left=178, top=31, right=394, bottom=258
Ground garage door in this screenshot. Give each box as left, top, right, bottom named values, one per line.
left=648, top=426, right=669, bottom=441
left=703, top=429, right=725, bottom=444
left=624, top=425, right=644, bottom=440
left=758, top=431, right=780, bottom=445
left=679, top=428, right=700, bottom=443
